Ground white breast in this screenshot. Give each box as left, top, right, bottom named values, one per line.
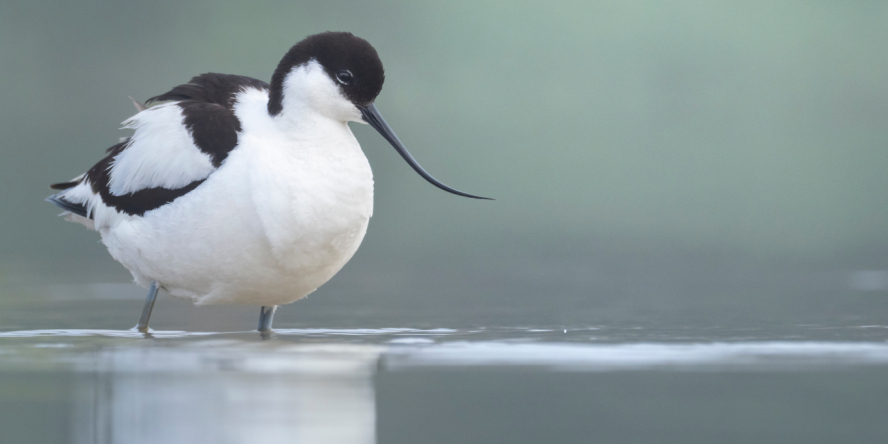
left=240, top=88, right=375, bottom=278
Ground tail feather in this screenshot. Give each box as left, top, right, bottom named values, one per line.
left=49, top=181, right=79, bottom=190
left=46, top=193, right=89, bottom=218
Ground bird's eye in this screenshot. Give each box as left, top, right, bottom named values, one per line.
left=336, top=70, right=353, bottom=85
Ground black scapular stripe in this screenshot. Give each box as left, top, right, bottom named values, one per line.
left=147, top=73, right=268, bottom=109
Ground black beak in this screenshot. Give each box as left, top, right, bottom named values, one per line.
left=358, top=103, right=492, bottom=200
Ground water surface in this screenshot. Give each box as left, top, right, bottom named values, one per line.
left=2, top=321, right=887, bottom=444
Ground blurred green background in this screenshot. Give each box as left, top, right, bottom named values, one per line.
left=1, top=0, right=887, bottom=328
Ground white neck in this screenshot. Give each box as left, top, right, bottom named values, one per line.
left=274, top=60, right=363, bottom=128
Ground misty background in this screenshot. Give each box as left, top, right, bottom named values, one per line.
left=1, top=0, right=887, bottom=329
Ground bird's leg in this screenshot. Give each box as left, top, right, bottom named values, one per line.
left=135, top=281, right=159, bottom=333
left=258, top=305, right=277, bottom=336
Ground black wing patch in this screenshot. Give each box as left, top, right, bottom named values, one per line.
left=96, top=179, right=206, bottom=217
left=46, top=140, right=206, bottom=218
left=180, top=101, right=241, bottom=168
left=147, top=73, right=268, bottom=167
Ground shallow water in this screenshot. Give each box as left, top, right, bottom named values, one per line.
left=2, top=273, right=888, bottom=444
left=2, top=318, right=888, bottom=443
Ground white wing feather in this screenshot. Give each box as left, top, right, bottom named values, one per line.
left=108, top=103, right=215, bottom=196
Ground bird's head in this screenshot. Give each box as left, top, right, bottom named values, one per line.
left=269, top=32, right=491, bottom=200
left=268, top=32, right=383, bottom=122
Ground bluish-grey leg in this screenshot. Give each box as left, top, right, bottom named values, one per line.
left=258, top=305, right=277, bottom=335
left=135, top=281, right=159, bottom=333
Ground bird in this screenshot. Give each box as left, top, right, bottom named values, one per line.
left=46, top=32, right=490, bottom=334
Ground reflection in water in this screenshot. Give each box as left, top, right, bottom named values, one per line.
left=69, top=342, right=382, bottom=444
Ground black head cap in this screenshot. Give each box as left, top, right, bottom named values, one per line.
left=268, top=32, right=385, bottom=115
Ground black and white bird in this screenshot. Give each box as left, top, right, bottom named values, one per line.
left=47, top=32, right=489, bottom=333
